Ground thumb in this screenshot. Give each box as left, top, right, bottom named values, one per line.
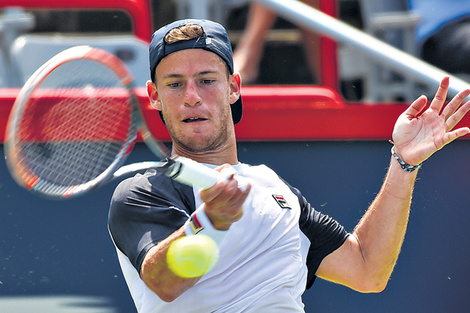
left=405, top=95, right=428, bottom=119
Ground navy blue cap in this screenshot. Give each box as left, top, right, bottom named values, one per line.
left=149, top=19, right=242, bottom=124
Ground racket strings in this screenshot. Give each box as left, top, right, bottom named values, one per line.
left=13, top=59, right=135, bottom=191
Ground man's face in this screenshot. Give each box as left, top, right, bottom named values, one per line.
left=151, top=49, right=239, bottom=154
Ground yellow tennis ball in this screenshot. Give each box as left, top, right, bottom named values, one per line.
left=167, top=234, right=219, bottom=278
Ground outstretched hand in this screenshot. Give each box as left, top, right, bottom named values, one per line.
left=392, top=76, right=470, bottom=166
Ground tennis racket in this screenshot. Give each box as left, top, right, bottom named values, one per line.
left=4, top=45, right=226, bottom=200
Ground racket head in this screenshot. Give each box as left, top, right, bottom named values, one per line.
left=4, top=45, right=161, bottom=199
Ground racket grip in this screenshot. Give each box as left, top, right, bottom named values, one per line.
left=166, top=157, right=222, bottom=189
left=165, top=157, right=248, bottom=191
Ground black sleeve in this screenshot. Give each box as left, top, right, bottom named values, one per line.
left=108, top=170, right=196, bottom=273
left=287, top=184, right=349, bottom=289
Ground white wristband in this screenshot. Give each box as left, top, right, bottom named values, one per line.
left=184, top=206, right=228, bottom=246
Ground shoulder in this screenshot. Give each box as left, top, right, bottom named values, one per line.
left=109, top=169, right=197, bottom=228
left=112, top=169, right=194, bottom=209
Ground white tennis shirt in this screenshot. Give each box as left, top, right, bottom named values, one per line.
left=109, top=163, right=348, bottom=312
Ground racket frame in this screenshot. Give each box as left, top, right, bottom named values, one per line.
left=4, top=46, right=152, bottom=199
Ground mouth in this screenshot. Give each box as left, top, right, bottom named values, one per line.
left=183, top=117, right=208, bottom=123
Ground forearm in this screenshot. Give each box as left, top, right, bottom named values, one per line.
left=140, top=227, right=199, bottom=302
left=353, top=156, right=417, bottom=286
left=246, top=3, right=276, bottom=38
left=236, top=3, right=276, bottom=51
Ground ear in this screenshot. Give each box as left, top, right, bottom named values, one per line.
left=229, top=72, right=242, bottom=105
left=146, top=80, right=162, bottom=110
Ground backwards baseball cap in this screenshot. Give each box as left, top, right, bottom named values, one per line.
left=149, top=19, right=242, bottom=124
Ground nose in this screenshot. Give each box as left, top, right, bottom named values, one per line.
left=183, top=80, right=202, bottom=107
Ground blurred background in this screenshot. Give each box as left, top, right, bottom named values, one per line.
left=1, top=0, right=469, bottom=312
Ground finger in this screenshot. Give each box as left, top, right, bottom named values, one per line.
left=217, top=179, right=250, bottom=211
left=442, top=127, right=470, bottom=147
left=404, top=95, right=427, bottom=119
left=199, top=178, right=231, bottom=204
left=442, top=89, right=470, bottom=120
left=202, top=178, right=240, bottom=210
left=429, top=76, right=450, bottom=112
left=445, top=100, right=470, bottom=131
left=226, top=183, right=251, bottom=211
left=219, top=183, right=251, bottom=218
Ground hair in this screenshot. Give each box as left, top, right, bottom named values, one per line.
left=156, top=23, right=231, bottom=81
left=164, top=23, right=204, bottom=44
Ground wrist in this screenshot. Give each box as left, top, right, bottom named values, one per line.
left=184, top=206, right=228, bottom=246
left=391, top=146, right=422, bottom=173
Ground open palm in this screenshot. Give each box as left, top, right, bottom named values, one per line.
left=392, top=76, right=470, bottom=166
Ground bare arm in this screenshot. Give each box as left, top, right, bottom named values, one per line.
left=316, top=158, right=416, bottom=292
left=233, top=3, right=277, bottom=83
left=316, top=76, right=470, bottom=292
left=140, top=227, right=198, bottom=302
left=140, top=173, right=250, bottom=301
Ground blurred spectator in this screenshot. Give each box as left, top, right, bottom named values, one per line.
left=233, top=0, right=321, bottom=84
left=409, top=0, right=470, bottom=78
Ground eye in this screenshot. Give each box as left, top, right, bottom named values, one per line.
left=167, top=82, right=181, bottom=88
left=201, top=79, right=215, bottom=84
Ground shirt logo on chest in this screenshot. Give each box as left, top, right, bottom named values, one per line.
left=272, top=194, right=291, bottom=209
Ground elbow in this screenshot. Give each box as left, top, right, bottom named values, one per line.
left=354, top=275, right=389, bottom=294
left=141, top=269, right=199, bottom=302
left=143, top=278, right=184, bottom=302
left=156, top=290, right=180, bottom=303
left=359, top=281, right=388, bottom=294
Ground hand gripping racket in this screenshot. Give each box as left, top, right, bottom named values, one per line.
left=4, top=45, right=226, bottom=199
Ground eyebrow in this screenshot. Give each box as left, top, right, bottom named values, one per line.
left=161, top=70, right=220, bottom=80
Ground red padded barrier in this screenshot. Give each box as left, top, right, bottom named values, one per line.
left=3, top=86, right=470, bottom=143
left=0, top=0, right=153, bottom=42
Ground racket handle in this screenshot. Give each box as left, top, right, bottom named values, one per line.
left=165, top=157, right=220, bottom=189
left=165, top=156, right=247, bottom=191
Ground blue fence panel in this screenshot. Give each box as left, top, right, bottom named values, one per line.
left=1, top=140, right=469, bottom=312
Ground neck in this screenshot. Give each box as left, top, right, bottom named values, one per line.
left=171, top=133, right=239, bottom=166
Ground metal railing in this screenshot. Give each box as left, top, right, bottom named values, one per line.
left=0, top=8, right=35, bottom=87
left=256, top=0, right=470, bottom=99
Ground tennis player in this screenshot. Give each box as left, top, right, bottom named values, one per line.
left=108, top=19, right=470, bottom=312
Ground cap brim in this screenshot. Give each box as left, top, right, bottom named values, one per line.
left=231, top=96, right=243, bottom=124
